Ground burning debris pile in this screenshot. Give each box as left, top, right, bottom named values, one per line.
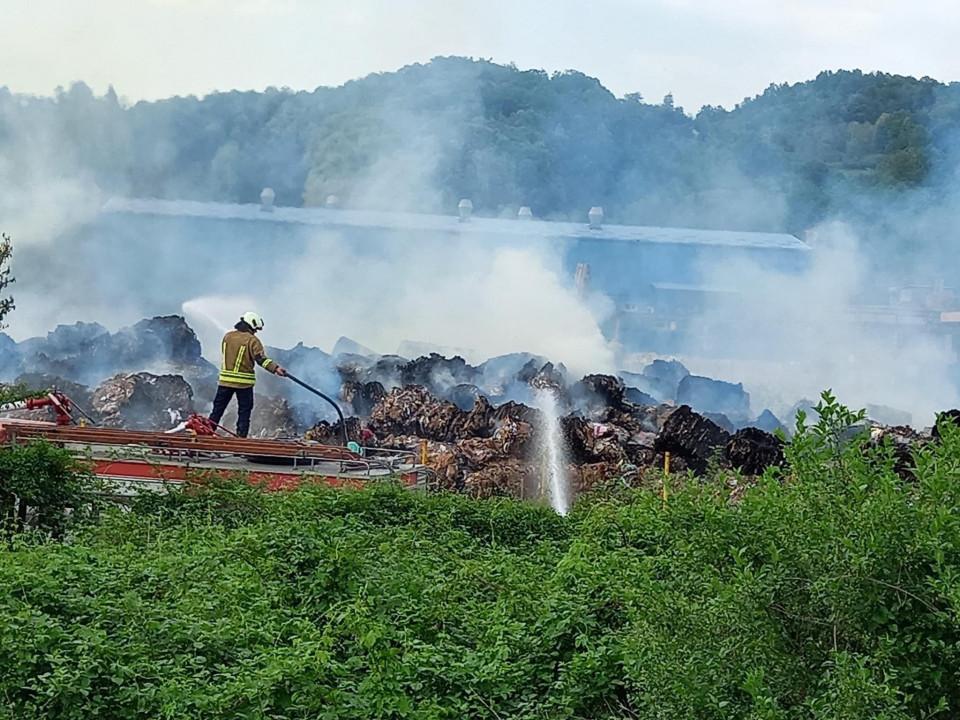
left=2, top=314, right=943, bottom=503
left=358, top=386, right=540, bottom=496
left=2, top=316, right=219, bottom=404
left=316, top=369, right=789, bottom=498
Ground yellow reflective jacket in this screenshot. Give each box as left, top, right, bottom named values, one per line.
left=218, top=329, right=277, bottom=388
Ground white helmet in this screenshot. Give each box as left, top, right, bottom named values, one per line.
left=241, top=311, right=264, bottom=331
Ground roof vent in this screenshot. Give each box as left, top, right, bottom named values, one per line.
left=458, top=198, right=473, bottom=222
left=260, top=187, right=275, bottom=212
left=325, top=194, right=340, bottom=208
left=588, top=206, right=603, bottom=229
left=518, top=206, right=533, bottom=220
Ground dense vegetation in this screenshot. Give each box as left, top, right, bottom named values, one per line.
left=1, top=397, right=959, bottom=718
left=5, top=59, right=960, bottom=248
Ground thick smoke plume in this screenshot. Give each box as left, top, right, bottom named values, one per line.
left=680, top=222, right=958, bottom=422
left=4, top=71, right=960, bottom=428
left=182, top=237, right=616, bottom=374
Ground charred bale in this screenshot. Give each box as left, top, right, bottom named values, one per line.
left=91, top=373, right=194, bottom=430
left=335, top=354, right=379, bottom=385
left=420, top=401, right=468, bottom=441
left=654, top=405, right=731, bottom=475
left=477, top=353, right=545, bottom=397
left=749, top=409, right=786, bottom=435
left=654, top=450, right=691, bottom=475
left=341, top=380, right=386, bottom=417
left=306, top=416, right=363, bottom=446
left=116, top=315, right=204, bottom=365
left=561, top=416, right=628, bottom=465
left=15, top=322, right=111, bottom=384
left=25, top=321, right=109, bottom=355
left=458, top=436, right=507, bottom=468
left=598, top=408, right=658, bottom=465
left=0, top=333, right=20, bottom=380
left=562, top=416, right=597, bottom=465
left=677, top=375, right=751, bottom=421
left=447, top=383, right=484, bottom=411
left=493, top=400, right=539, bottom=426
left=16, top=317, right=214, bottom=390
left=453, top=395, right=496, bottom=439
left=628, top=403, right=679, bottom=433
left=624, top=386, right=658, bottom=406
left=401, top=353, right=479, bottom=392
left=933, top=409, right=960, bottom=441
left=489, top=416, right=534, bottom=459
left=644, top=359, right=689, bottom=388
left=367, top=386, right=505, bottom=443
left=381, top=435, right=467, bottom=491
left=361, top=355, right=408, bottom=389
left=624, top=434, right=657, bottom=467
left=518, top=360, right=568, bottom=393
left=331, top=336, right=377, bottom=357
left=368, top=385, right=436, bottom=437
left=704, top=412, right=736, bottom=434
left=725, top=427, right=784, bottom=476
left=570, top=374, right=626, bottom=416
left=368, top=386, right=462, bottom=441
left=619, top=359, right=689, bottom=402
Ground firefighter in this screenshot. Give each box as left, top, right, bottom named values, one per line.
left=208, top=311, right=287, bottom=437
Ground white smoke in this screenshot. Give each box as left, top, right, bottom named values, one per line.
left=182, top=235, right=616, bottom=375
left=678, top=221, right=958, bottom=424
left=4, top=76, right=960, bottom=431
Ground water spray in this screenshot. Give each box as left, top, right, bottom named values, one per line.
left=534, top=388, right=570, bottom=515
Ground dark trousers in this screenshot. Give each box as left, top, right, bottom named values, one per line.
left=209, top=385, right=254, bottom=437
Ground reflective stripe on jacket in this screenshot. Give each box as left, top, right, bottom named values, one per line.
left=218, top=330, right=277, bottom=388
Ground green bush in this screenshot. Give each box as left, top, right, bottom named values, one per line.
left=0, top=397, right=958, bottom=718
left=0, top=441, right=97, bottom=540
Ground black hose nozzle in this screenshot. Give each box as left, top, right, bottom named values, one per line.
left=285, top=373, right=350, bottom=449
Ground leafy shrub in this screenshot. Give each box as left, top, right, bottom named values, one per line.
left=0, top=440, right=97, bottom=540
left=0, top=396, right=959, bottom=718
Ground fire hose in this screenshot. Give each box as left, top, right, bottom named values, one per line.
left=284, top=373, right=350, bottom=448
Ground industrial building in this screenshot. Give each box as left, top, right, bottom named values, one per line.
left=82, top=192, right=811, bottom=355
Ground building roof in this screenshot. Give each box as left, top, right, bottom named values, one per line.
left=100, top=197, right=810, bottom=251
left=651, top=282, right=742, bottom=294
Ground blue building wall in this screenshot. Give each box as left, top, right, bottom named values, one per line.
left=41, top=201, right=810, bottom=355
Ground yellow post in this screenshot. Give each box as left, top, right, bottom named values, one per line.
left=419, top=439, right=428, bottom=466
left=662, top=451, right=670, bottom=505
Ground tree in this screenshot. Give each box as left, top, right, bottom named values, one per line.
left=0, top=233, right=13, bottom=329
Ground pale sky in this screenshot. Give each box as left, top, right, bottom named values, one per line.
left=4, top=0, right=960, bottom=111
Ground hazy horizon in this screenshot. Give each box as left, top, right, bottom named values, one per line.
left=5, top=0, right=960, bottom=112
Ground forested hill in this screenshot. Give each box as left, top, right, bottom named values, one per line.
left=4, top=57, right=960, bottom=244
